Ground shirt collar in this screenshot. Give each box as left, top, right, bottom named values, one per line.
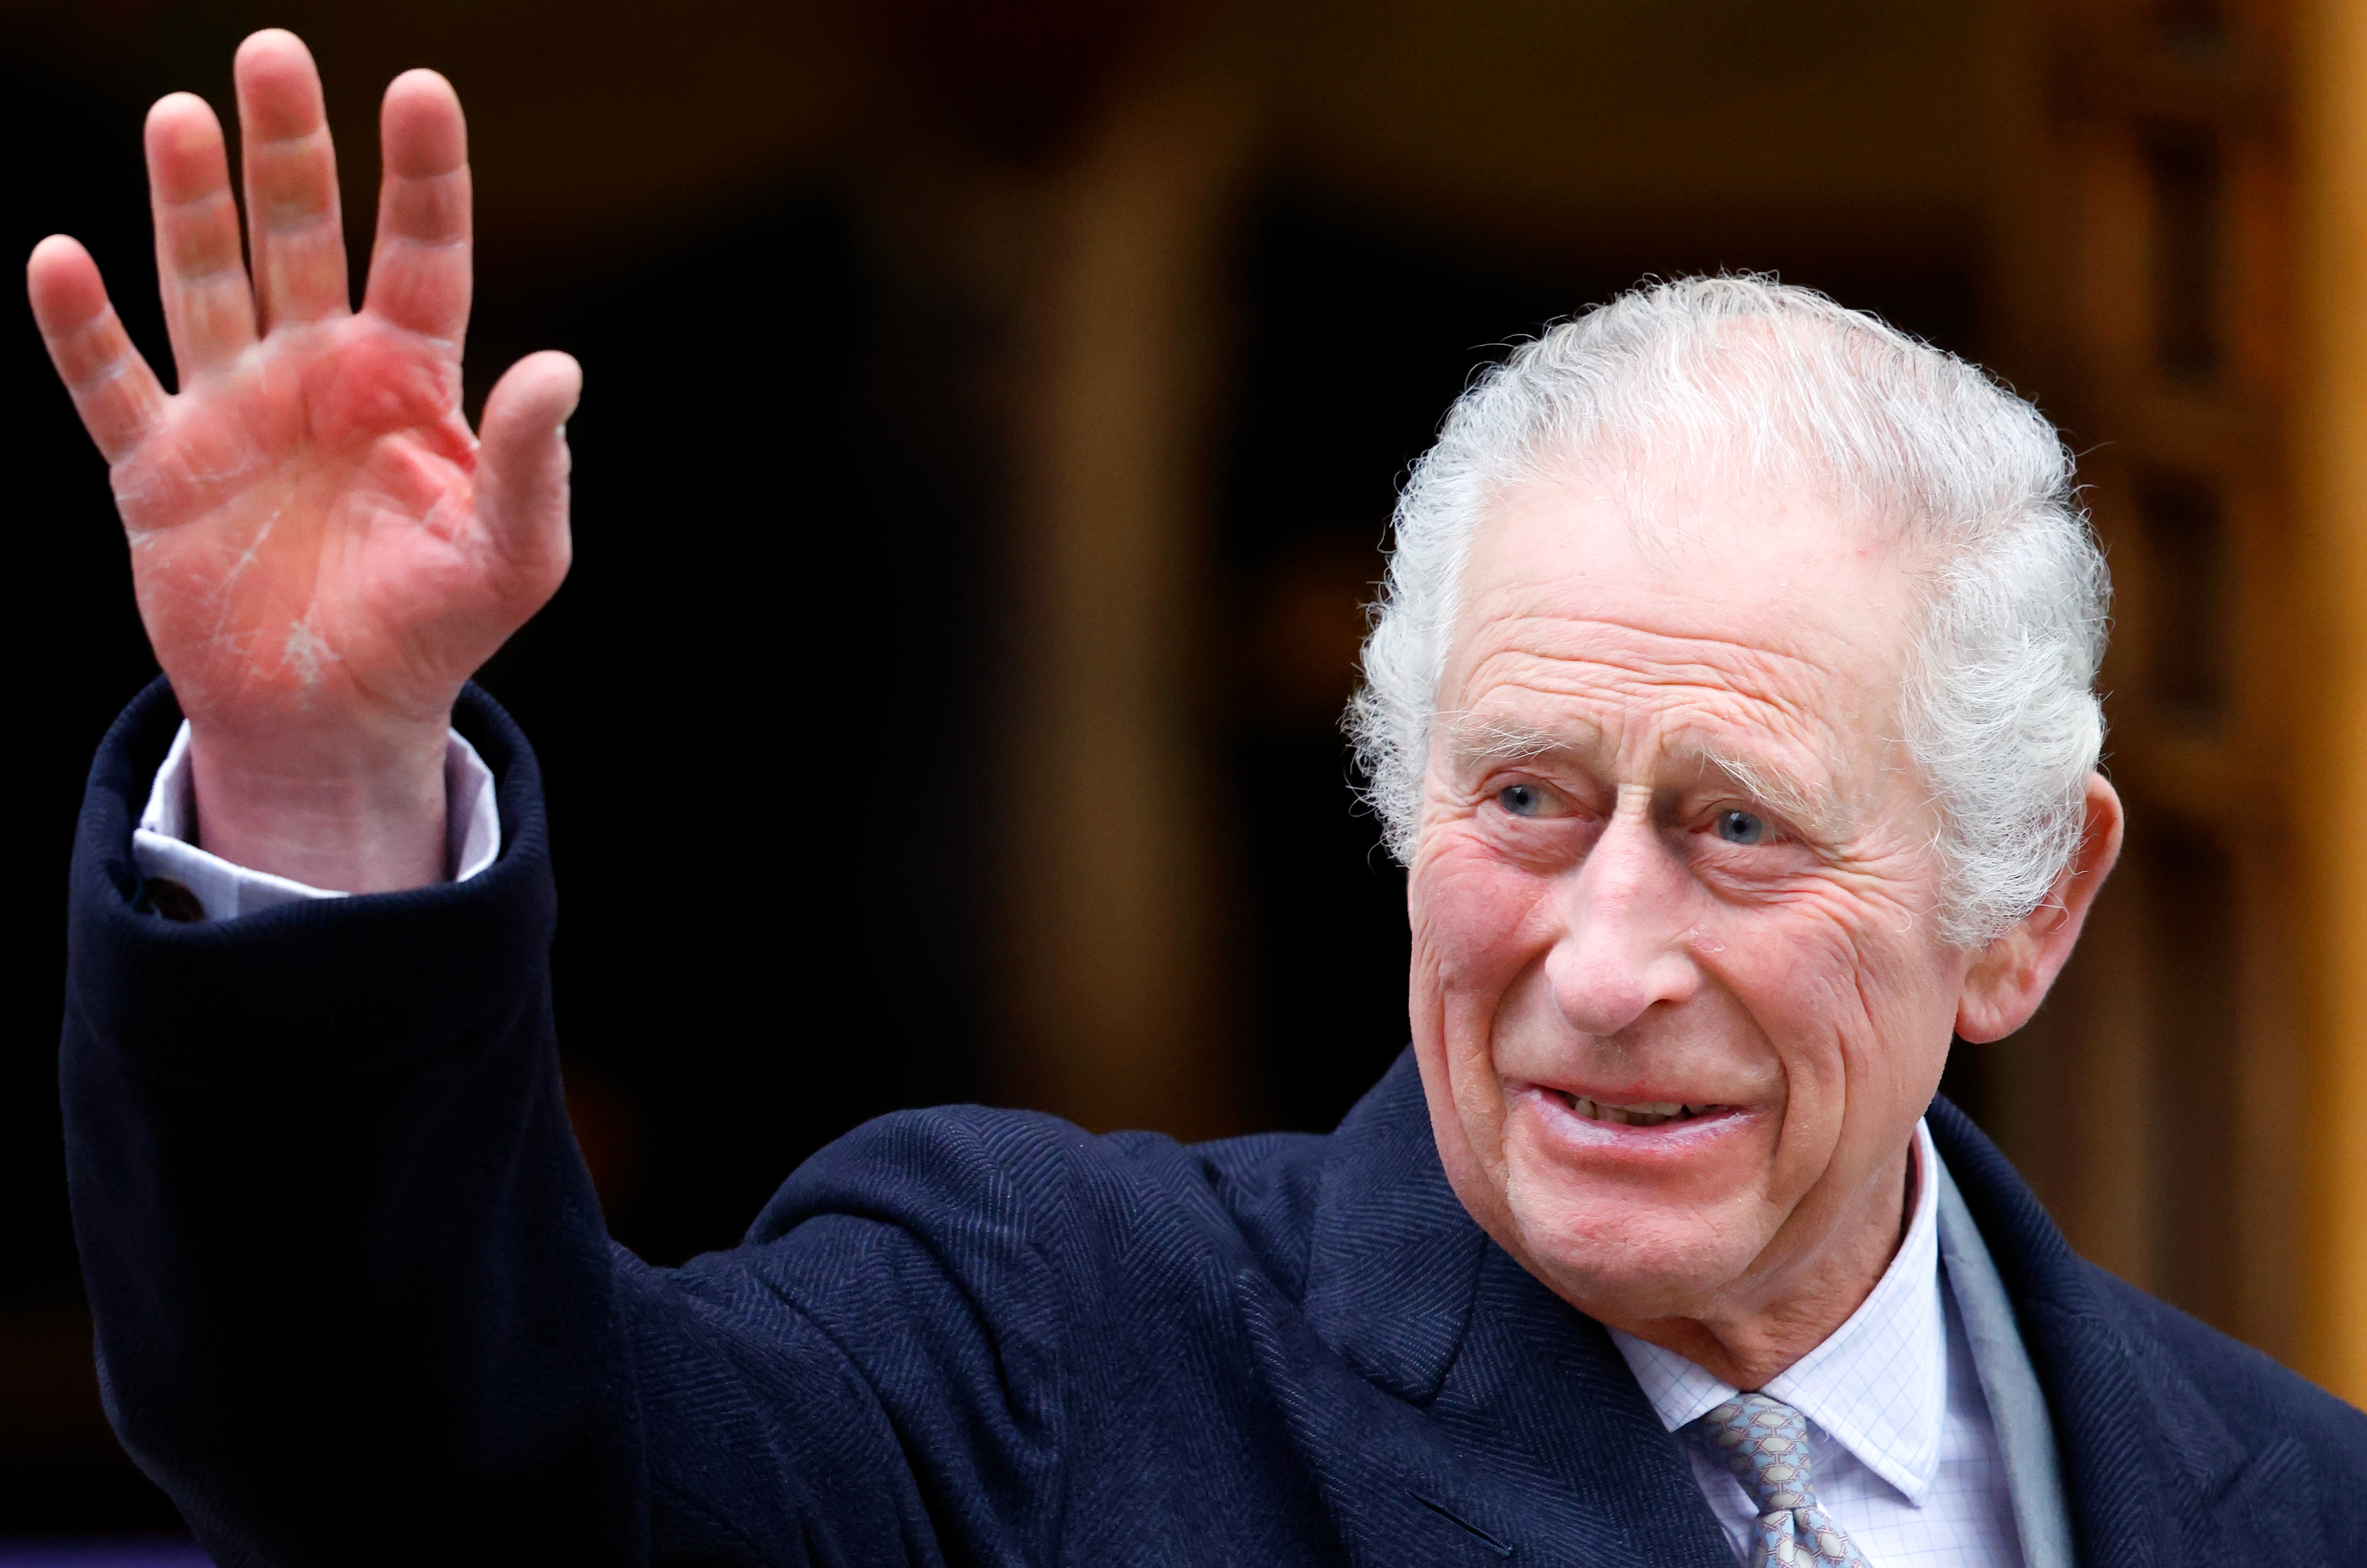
left=1609, top=1120, right=1947, bottom=1505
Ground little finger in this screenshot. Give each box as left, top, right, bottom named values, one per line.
left=27, top=236, right=169, bottom=464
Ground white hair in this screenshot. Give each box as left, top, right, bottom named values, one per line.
left=1347, top=275, right=2109, bottom=948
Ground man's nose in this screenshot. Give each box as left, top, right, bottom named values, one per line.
left=1542, top=790, right=1703, bottom=1038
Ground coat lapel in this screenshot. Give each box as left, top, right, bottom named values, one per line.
left=1302, top=1050, right=1488, bottom=1404
left=1297, top=1063, right=2271, bottom=1565
left=1300, top=1051, right=1733, bottom=1565
left=1926, top=1096, right=2249, bottom=1567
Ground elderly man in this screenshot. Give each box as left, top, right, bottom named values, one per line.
left=32, top=31, right=2365, bottom=1568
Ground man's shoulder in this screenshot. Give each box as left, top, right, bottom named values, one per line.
left=1935, top=1094, right=2364, bottom=1461
left=733, top=1051, right=1434, bottom=1309
left=2065, top=1258, right=2367, bottom=1554
left=741, top=1098, right=1336, bottom=1286
left=2075, top=1257, right=2367, bottom=1461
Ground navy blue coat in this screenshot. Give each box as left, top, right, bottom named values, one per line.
left=62, top=682, right=2367, bottom=1565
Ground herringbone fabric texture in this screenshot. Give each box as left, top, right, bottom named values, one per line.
left=59, top=679, right=2367, bottom=1565
left=1696, top=1393, right=1876, bottom=1567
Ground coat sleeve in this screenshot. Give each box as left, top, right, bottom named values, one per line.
left=59, top=680, right=1072, bottom=1567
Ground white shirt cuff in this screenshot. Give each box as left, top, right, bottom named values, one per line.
left=130, top=721, right=503, bottom=921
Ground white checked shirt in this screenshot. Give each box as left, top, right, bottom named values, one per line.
left=1611, top=1123, right=2027, bottom=1567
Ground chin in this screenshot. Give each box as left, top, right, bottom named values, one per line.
left=1507, top=1205, right=1763, bottom=1322
left=1492, top=1124, right=1773, bottom=1317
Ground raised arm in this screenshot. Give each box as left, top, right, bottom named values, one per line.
left=38, top=34, right=1098, bottom=1567
left=27, top=29, right=574, bottom=891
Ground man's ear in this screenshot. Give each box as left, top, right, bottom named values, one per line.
left=1956, top=772, right=2125, bottom=1044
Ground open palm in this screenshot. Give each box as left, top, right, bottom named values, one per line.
left=29, top=32, right=574, bottom=758
left=28, top=30, right=576, bottom=888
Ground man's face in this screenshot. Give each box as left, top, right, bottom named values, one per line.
left=1407, top=471, right=1970, bottom=1335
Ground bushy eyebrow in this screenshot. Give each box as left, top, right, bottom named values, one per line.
left=1442, top=713, right=1851, bottom=839
left=1695, top=742, right=1850, bottom=838
left=1447, top=715, right=1565, bottom=766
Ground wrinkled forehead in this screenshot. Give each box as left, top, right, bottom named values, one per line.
left=1440, top=469, right=1930, bottom=776
left=1462, top=455, right=1929, bottom=636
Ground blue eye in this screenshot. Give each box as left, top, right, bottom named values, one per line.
left=1499, top=783, right=1545, bottom=817
left=1715, top=810, right=1766, bottom=845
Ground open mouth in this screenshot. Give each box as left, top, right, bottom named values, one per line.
left=1545, top=1090, right=1730, bottom=1128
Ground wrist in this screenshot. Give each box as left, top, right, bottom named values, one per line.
left=185, top=714, right=452, bottom=893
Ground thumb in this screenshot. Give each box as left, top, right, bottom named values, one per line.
left=478, top=349, right=583, bottom=571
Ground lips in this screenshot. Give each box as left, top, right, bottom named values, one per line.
left=1542, top=1089, right=1732, bottom=1128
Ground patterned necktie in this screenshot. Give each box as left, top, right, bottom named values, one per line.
left=1692, top=1393, right=1876, bottom=1568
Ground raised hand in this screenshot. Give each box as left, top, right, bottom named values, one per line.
left=26, top=30, right=577, bottom=892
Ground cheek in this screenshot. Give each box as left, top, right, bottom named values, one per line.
left=1836, top=924, right=1965, bottom=1114
left=1408, top=833, right=1558, bottom=1163
left=1718, top=879, right=1953, bottom=1034
left=1712, top=894, right=1963, bottom=1156
left=1409, top=830, right=1558, bottom=997
left=1403, top=838, right=1532, bottom=1234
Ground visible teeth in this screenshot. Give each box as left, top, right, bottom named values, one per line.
left=1565, top=1095, right=1724, bottom=1128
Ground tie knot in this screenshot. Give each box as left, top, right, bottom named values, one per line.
left=1695, top=1392, right=1817, bottom=1514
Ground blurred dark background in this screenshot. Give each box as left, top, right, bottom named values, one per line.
left=6, top=0, right=2362, bottom=1542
